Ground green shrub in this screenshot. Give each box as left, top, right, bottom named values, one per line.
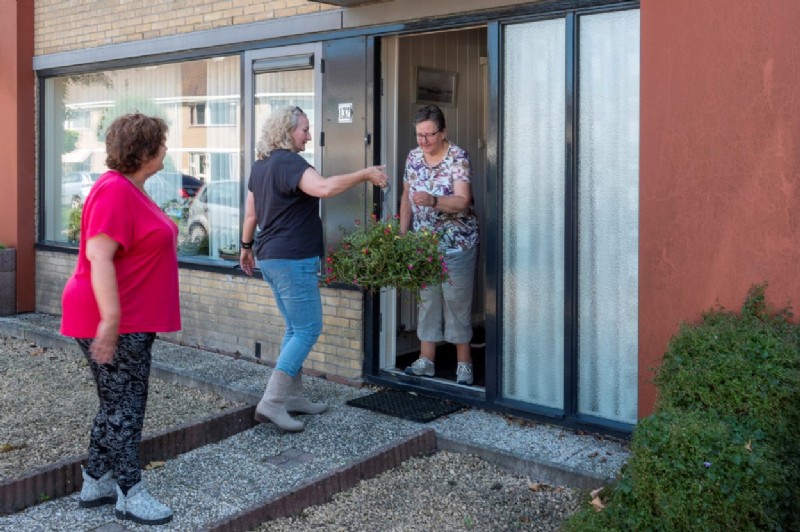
left=655, top=285, right=799, bottom=425
left=565, top=283, right=800, bottom=531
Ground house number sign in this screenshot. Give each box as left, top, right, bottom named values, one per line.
left=338, top=103, right=354, bottom=124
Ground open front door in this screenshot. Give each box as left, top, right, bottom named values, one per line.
left=377, top=28, right=489, bottom=394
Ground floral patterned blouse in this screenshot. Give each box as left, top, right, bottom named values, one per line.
left=403, top=143, right=479, bottom=252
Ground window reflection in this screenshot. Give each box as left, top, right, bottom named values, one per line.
left=43, top=57, right=242, bottom=260
left=254, top=69, right=314, bottom=165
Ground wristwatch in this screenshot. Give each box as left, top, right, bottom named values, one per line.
left=240, top=240, right=254, bottom=249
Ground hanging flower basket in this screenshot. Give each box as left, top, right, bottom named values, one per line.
left=325, top=214, right=448, bottom=293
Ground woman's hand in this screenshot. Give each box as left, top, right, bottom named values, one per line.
left=364, top=165, right=389, bottom=189
left=240, top=248, right=255, bottom=276
left=411, top=191, right=437, bottom=208
left=91, top=319, right=119, bottom=364
left=86, top=233, right=121, bottom=365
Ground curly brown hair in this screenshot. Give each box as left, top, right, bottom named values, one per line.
left=105, top=113, right=168, bottom=175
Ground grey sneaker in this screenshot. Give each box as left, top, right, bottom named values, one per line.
left=79, top=467, right=116, bottom=508
left=405, top=357, right=435, bottom=377
left=456, top=362, right=474, bottom=385
left=115, top=481, right=173, bottom=525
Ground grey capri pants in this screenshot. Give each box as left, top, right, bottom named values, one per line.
left=416, top=245, right=477, bottom=345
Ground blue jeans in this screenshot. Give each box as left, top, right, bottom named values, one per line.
left=258, top=257, right=323, bottom=377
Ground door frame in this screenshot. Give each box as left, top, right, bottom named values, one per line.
left=243, top=43, right=324, bottom=181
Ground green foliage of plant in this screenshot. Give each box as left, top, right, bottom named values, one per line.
left=177, top=228, right=208, bottom=256
left=655, top=285, right=798, bottom=424
left=65, top=196, right=83, bottom=244
left=565, top=283, right=800, bottom=531
left=0, top=242, right=6, bottom=250
left=575, top=410, right=784, bottom=531
left=63, top=129, right=80, bottom=153
left=96, top=96, right=169, bottom=141
left=325, top=214, right=449, bottom=293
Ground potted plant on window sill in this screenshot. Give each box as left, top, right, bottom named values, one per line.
left=0, top=242, right=16, bottom=316
left=217, top=245, right=240, bottom=261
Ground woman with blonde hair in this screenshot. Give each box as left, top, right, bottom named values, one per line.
left=240, top=105, right=388, bottom=431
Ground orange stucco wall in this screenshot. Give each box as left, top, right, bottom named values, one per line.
left=639, top=0, right=800, bottom=417
left=0, top=0, right=36, bottom=311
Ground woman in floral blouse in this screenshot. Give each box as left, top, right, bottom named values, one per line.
left=400, top=105, right=480, bottom=386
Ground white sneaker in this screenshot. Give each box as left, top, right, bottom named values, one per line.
left=405, top=358, right=435, bottom=377
left=456, top=362, right=474, bottom=385
left=115, top=481, right=173, bottom=525
left=79, top=467, right=116, bottom=508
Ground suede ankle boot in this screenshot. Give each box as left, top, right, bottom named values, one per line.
left=79, top=466, right=116, bottom=508
left=255, top=370, right=305, bottom=432
left=114, top=481, right=173, bottom=525
left=286, top=369, right=328, bottom=415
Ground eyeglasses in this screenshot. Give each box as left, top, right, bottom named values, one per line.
left=291, top=106, right=304, bottom=115
left=415, top=131, right=440, bottom=141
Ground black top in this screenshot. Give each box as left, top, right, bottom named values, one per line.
left=248, top=150, right=321, bottom=260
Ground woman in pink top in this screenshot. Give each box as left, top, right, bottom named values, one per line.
left=60, top=113, right=180, bottom=526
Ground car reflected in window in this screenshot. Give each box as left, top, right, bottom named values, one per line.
left=61, top=171, right=99, bottom=206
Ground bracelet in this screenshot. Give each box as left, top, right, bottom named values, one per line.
left=240, top=240, right=254, bottom=249
left=432, top=196, right=438, bottom=208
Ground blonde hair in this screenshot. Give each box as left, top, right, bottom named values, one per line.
left=259, top=105, right=305, bottom=157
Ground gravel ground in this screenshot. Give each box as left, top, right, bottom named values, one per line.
left=0, top=335, right=244, bottom=481
left=1, top=332, right=586, bottom=530
left=254, top=451, right=583, bottom=532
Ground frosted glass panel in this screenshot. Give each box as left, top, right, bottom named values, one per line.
left=502, top=19, right=565, bottom=408
left=577, top=10, right=640, bottom=423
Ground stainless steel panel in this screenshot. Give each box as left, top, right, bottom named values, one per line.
left=321, top=37, right=370, bottom=250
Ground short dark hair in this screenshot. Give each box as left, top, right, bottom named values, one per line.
left=413, top=104, right=446, bottom=132
left=105, top=113, right=168, bottom=175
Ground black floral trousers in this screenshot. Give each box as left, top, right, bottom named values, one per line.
left=76, top=332, right=155, bottom=490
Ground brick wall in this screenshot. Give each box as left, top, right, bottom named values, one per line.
left=34, top=0, right=336, bottom=56
left=35, top=250, right=365, bottom=381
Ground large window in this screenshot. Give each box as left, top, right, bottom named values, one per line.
left=42, top=56, right=242, bottom=260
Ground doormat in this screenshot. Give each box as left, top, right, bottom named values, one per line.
left=346, top=389, right=464, bottom=423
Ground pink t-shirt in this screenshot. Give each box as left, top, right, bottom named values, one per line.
left=61, top=170, right=181, bottom=338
